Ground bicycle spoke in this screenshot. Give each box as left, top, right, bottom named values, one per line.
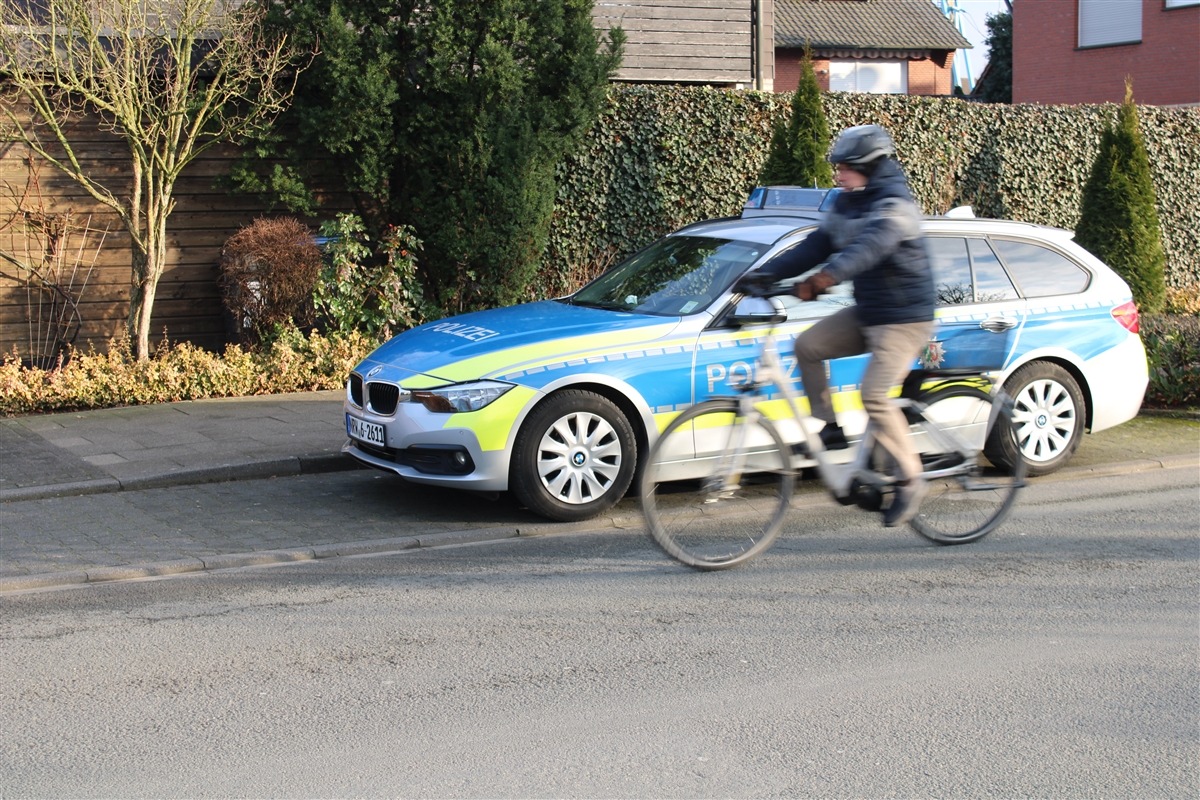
left=641, top=400, right=793, bottom=570
left=908, top=386, right=1025, bottom=544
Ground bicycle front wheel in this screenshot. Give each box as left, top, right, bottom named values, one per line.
left=908, top=384, right=1026, bottom=545
left=640, top=399, right=794, bottom=570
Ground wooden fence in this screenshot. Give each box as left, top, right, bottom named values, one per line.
left=594, top=0, right=770, bottom=86
left=0, top=114, right=346, bottom=364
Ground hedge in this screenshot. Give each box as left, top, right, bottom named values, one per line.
left=543, top=86, right=1200, bottom=301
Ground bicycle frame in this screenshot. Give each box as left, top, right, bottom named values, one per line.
left=722, top=297, right=997, bottom=503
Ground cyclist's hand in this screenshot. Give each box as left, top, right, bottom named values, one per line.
left=794, top=271, right=837, bottom=301
left=732, top=271, right=776, bottom=297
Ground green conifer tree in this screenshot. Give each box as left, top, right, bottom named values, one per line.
left=1075, top=80, right=1166, bottom=314
left=248, top=0, right=622, bottom=312
left=759, top=47, right=834, bottom=188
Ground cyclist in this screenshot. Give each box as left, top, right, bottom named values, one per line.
left=753, top=124, right=936, bottom=527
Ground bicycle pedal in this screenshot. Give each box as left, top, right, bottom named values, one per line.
left=921, top=452, right=966, bottom=471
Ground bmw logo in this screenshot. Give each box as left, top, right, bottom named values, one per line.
left=573, top=452, right=586, bottom=466
left=367, top=365, right=383, bottom=379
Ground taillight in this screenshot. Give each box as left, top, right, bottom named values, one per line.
left=1111, top=300, right=1140, bottom=334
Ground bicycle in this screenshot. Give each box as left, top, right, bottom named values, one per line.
left=639, top=276, right=1027, bottom=570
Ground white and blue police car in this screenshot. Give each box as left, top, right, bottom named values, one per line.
left=344, top=188, right=1148, bottom=521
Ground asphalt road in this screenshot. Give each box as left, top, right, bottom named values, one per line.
left=1, top=465, right=1196, bottom=799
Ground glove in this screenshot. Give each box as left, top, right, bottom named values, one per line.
left=794, top=271, right=837, bottom=302
left=732, top=271, right=775, bottom=296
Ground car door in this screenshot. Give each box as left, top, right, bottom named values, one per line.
left=925, top=235, right=1028, bottom=371
left=688, top=281, right=868, bottom=446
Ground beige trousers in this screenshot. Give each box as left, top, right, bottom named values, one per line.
left=793, top=306, right=934, bottom=482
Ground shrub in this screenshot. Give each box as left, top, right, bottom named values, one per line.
left=1165, top=282, right=1200, bottom=316
left=219, top=217, right=324, bottom=344
left=1141, top=314, right=1200, bottom=408
left=1055, top=81, right=1166, bottom=313
left=313, top=214, right=434, bottom=341
left=0, top=328, right=374, bottom=415
left=759, top=47, right=833, bottom=188
left=545, top=87, right=1199, bottom=303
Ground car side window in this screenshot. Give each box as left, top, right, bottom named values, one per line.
left=756, top=240, right=855, bottom=323
left=926, top=237, right=1019, bottom=305
left=927, top=237, right=973, bottom=305
left=968, top=239, right=1020, bottom=302
left=991, top=238, right=1090, bottom=298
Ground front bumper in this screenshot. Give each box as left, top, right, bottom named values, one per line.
left=343, top=379, right=533, bottom=492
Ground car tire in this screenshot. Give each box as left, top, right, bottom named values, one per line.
left=509, top=390, right=637, bottom=522
left=985, top=361, right=1085, bottom=477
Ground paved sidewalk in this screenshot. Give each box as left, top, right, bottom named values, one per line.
left=0, top=390, right=354, bottom=501
left=1, top=392, right=1197, bottom=593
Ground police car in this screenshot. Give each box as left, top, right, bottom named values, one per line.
left=344, top=188, right=1148, bottom=521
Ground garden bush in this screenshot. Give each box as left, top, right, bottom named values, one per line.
left=0, top=328, right=374, bottom=415
left=313, top=214, right=433, bottom=341
left=1140, top=314, right=1200, bottom=409
left=544, top=87, right=1199, bottom=300
left=219, top=217, right=324, bottom=345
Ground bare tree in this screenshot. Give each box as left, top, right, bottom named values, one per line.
left=0, top=0, right=301, bottom=360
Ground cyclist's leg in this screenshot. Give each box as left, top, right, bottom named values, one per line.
left=861, top=321, right=935, bottom=482
left=862, top=321, right=935, bottom=526
left=794, top=306, right=865, bottom=426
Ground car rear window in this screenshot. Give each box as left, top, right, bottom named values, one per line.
left=991, top=239, right=1090, bottom=298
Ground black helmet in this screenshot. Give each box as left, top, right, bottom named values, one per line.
left=828, top=124, right=895, bottom=167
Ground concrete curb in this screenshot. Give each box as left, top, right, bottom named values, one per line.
left=0, top=452, right=361, bottom=504
left=0, top=526, right=537, bottom=595
left=2, top=453, right=1195, bottom=595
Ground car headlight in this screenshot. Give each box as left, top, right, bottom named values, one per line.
left=411, top=381, right=514, bottom=413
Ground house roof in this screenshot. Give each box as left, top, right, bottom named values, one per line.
left=776, top=0, right=971, bottom=52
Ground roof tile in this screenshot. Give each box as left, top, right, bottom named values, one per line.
left=776, top=0, right=971, bottom=51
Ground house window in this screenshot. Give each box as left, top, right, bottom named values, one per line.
left=1164, top=1, right=1199, bottom=9
left=829, top=60, right=907, bottom=94
left=1078, top=0, right=1142, bottom=48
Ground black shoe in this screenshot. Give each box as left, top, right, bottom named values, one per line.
left=819, top=423, right=849, bottom=451
left=884, top=479, right=929, bottom=528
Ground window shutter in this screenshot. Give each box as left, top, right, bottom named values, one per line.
left=1078, top=0, right=1142, bottom=47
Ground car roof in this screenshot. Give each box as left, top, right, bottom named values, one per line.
left=732, top=185, right=1078, bottom=242
left=672, top=203, right=1077, bottom=248
left=670, top=214, right=822, bottom=246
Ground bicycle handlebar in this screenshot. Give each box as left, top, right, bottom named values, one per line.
left=732, top=272, right=790, bottom=299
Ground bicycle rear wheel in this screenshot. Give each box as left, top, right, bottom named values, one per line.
left=908, top=384, right=1025, bottom=545
left=640, top=398, right=794, bottom=570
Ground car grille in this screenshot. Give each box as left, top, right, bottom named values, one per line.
left=348, top=373, right=406, bottom=416
left=367, top=382, right=401, bottom=415
left=355, top=442, right=474, bottom=475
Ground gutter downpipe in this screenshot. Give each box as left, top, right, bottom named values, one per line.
left=754, top=0, right=765, bottom=90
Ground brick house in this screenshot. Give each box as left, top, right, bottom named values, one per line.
left=774, top=0, right=971, bottom=95
left=1013, top=0, right=1200, bottom=106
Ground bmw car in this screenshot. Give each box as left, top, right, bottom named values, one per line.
left=343, top=188, right=1148, bottom=521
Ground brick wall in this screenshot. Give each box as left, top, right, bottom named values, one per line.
left=1014, top=0, right=1200, bottom=105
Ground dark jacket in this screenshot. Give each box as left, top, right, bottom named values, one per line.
left=760, top=159, right=935, bottom=326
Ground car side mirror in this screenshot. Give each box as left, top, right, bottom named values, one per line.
left=727, top=296, right=786, bottom=327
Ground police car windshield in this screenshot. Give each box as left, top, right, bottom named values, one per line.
left=568, top=235, right=762, bottom=316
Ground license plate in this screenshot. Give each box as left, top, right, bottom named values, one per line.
left=346, top=414, right=386, bottom=447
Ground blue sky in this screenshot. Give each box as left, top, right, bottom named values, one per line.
left=951, top=0, right=1009, bottom=79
